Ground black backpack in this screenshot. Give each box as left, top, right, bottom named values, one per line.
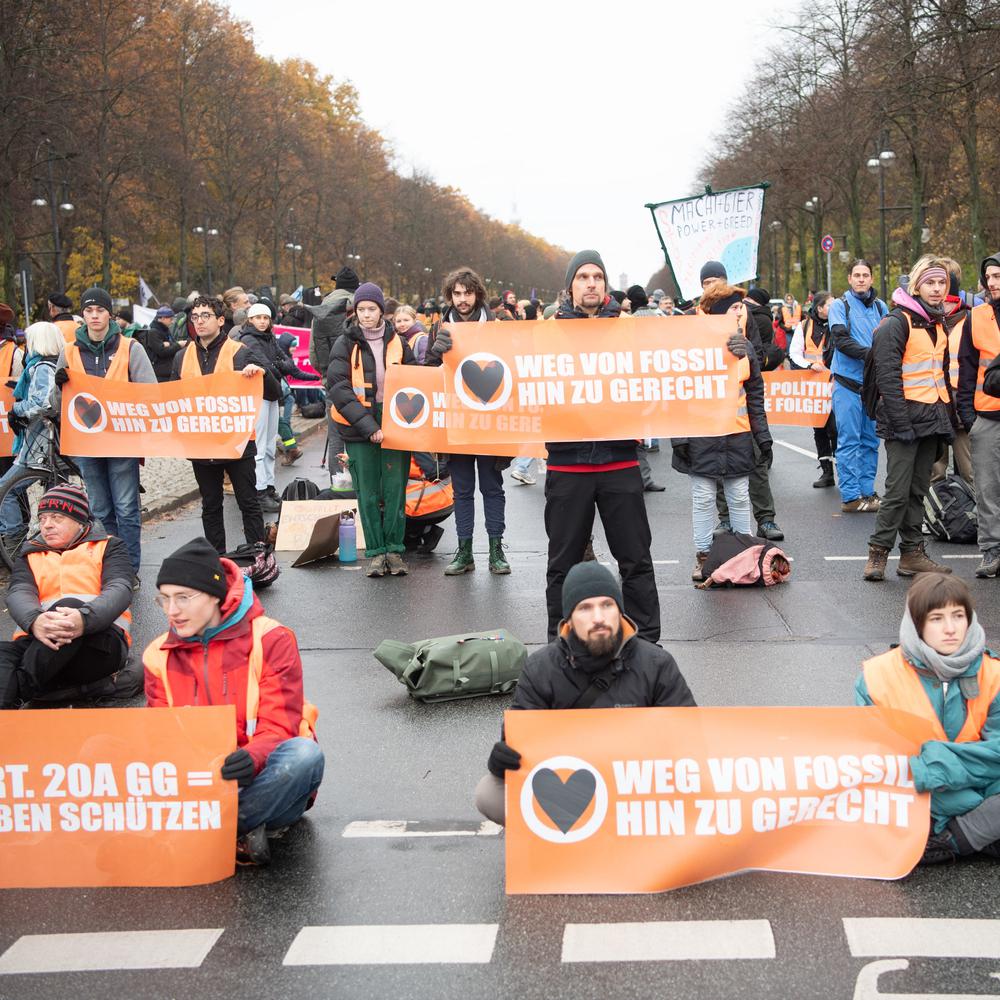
left=224, top=541, right=280, bottom=589
left=299, top=401, right=326, bottom=418
left=281, top=477, right=321, bottom=502
left=923, top=474, right=977, bottom=543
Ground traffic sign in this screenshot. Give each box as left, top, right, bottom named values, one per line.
left=821, top=235, right=835, bottom=253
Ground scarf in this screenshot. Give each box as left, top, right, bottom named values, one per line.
left=13, top=352, right=43, bottom=402
left=362, top=321, right=386, bottom=401
left=898, top=606, right=986, bottom=696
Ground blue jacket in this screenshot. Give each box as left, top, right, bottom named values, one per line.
left=828, top=289, right=888, bottom=386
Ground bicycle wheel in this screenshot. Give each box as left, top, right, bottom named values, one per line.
left=0, top=466, right=84, bottom=570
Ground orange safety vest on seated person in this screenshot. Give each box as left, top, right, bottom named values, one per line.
left=12, top=539, right=132, bottom=643
left=863, top=646, right=1000, bottom=743
left=64, top=335, right=132, bottom=381
left=331, top=336, right=403, bottom=425
left=179, top=337, right=240, bottom=379
left=970, top=302, right=1000, bottom=414
left=142, top=615, right=318, bottom=739
left=900, top=313, right=949, bottom=405
left=802, top=317, right=825, bottom=367
left=406, top=459, right=454, bottom=521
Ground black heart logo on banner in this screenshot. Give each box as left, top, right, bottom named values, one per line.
left=397, top=392, right=425, bottom=424
left=460, top=359, right=505, bottom=404
left=531, top=768, right=596, bottom=834
left=74, top=396, right=103, bottom=429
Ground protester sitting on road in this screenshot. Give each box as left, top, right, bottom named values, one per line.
left=863, top=256, right=954, bottom=582
left=328, top=282, right=418, bottom=578
left=857, top=573, right=1000, bottom=865
left=474, top=561, right=696, bottom=824
left=0, top=484, right=133, bottom=708
left=144, top=537, right=323, bottom=865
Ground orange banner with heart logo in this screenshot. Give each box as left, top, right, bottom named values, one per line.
left=0, top=706, right=237, bottom=887
left=504, top=706, right=931, bottom=894
left=0, top=385, right=14, bottom=457
left=762, top=369, right=833, bottom=428
left=60, top=370, right=262, bottom=459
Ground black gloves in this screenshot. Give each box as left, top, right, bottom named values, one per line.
left=296, top=370, right=321, bottom=382
left=220, top=748, right=255, bottom=786
left=895, top=430, right=917, bottom=444
left=757, top=441, right=773, bottom=467
left=429, top=329, right=452, bottom=357
left=54, top=367, right=70, bottom=387
left=7, top=412, right=27, bottom=434
left=983, top=364, right=1000, bottom=397
left=672, top=442, right=691, bottom=465
left=487, top=740, right=522, bottom=778
left=726, top=334, right=749, bottom=358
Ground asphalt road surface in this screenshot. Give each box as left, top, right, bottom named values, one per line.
left=3, top=426, right=1000, bottom=1000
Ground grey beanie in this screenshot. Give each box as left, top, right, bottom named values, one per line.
left=699, top=260, right=728, bottom=284
left=561, top=561, right=624, bottom=619
left=565, top=250, right=608, bottom=291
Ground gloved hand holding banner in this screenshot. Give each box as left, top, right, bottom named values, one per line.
left=60, top=370, right=262, bottom=459
left=762, top=369, right=833, bottom=428
left=505, top=706, right=931, bottom=894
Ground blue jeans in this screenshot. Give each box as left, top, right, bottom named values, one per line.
left=0, top=462, right=29, bottom=535
left=237, top=737, right=325, bottom=835
left=75, top=456, right=142, bottom=572
left=832, top=383, right=879, bottom=503
left=512, top=456, right=534, bottom=474
left=450, top=454, right=506, bottom=539
left=691, top=474, right=751, bottom=551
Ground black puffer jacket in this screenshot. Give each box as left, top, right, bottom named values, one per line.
left=145, top=319, right=186, bottom=382
left=546, top=297, right=639, bottom=467
left=237, top=322, right=317, bottom=401
left=670, top=344, right=771, bottom=478
left=746, top=300, right=783, bottom=370
left=871, top=291, right=954, bottom=442
left=326, top=321, right=417, bottom=442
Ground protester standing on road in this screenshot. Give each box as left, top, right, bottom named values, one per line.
left=474, top=561, right=696, bottom=824
left=328, top=282, right=416, bottom=578
left=863, top=256, right=954, bottom=581
left=54, top=286, right=156, bottom=580
left=857, top=573, right=1000, bottom=865
left=46, top=293, right=77, bottom=343
left=828, top=260, right=888, bottom=513
left=146, top=305, right=187, bottom=382
left=424, top=267, right=512, bottom=576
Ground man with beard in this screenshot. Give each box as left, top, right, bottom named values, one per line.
left=472, top=561, right=696, bottom=824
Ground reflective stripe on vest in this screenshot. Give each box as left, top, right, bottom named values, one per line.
left=948, top=314, right=966, bottom=389
left=331, top=336, right=404, bottom=425
left=406, top=476, right=454, bottom=519
left=971, top=303, right=1000, bottom=413
left=900, top=314, right=948, bottom=404
left=65, top=337, right=132, bottom=381
left=407, top=331, right=428, bottom=358
left=12, top=539, right=132, bottom=643
left=180, top=337, right=240, bottom=379
left=802, top=317, right=825, bottom=366
left=863, top=647, right=1000, bottom=743
left=142, top=616, right=317, bottom=739
left=0, top=341, right=16, bottom=380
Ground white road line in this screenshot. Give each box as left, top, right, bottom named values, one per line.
left=843, top=917, right=1000, bottom=958
left=283, top=924, right=499, bottom=965
left=941, top=554, right=981, bottom=559
left=342, top=820, right=501, bottom=838
left=773, top=438, right=818, bottom=460
left=561, top=920, right=775, bottom=963
left=825, top=555, right=901, bottom=561
left=600, top=560, right=679, bottom=567
left=0, top=929, right=224, bottom=974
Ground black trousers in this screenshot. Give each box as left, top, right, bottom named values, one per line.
left=0, top=599, right=129, bottom=708
left=544, top=467, right=660, bottom=642
left=814, top=412, right=838, bottom=462
left=192, top=455, right=265, bottom=554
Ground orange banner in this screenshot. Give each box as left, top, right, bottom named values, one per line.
left=762, top=369, right=832, bottom=428
left=0, top=706, right=237, bottom=888
left=505, top=706, right=930, bottom=894
left=60, top=370, right=262, bottom=459
left=0, top=385, right=14, bottom=457
left=380, top=365, right=545, bottom=457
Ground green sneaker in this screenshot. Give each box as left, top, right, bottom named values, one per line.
left=444, top=539, right=475, bottom=576
left=488, top=536, right=511, bottom=575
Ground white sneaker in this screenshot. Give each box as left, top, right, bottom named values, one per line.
left=510, top=469, right=536, bottom=485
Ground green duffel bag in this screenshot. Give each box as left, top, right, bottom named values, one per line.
left=374, top=629, right=526, bottom=703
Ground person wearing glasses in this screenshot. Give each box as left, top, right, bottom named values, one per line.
left=0, top=483, right=133, bottom=708
left=144, top=538, right=324, bottom=866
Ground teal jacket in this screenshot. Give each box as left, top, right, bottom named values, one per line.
left=856, top=652, right=1000, bottom=831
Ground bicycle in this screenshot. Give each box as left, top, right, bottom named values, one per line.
left=0, top=418, right=83, bottom=570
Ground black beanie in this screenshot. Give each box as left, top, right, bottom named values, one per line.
left=565, top=250, right=607, bottom=291
left=707, top=291, right=744, bottom=315
left=699, top=260, right=727, bottom=285
left=561, top=561, right=624, bottom=619
left=746, top=287, right=770, bottom=306
left=156, top=537, right=228, bottom=599
left=333, top=266, right=361, bottom=292
left=626, top=284, right=649, bottom=309
left=80, top=286, right=113, bottom=312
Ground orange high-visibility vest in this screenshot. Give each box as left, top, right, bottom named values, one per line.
left=970, top=303, right=1000, bottom=414
left=64, top=336, right=132, bottom=381
left=12, top=539, right=132, bottom=643
left=948, top=314, right=966, bottom=390
left=863, top=647, right=1000, bottom=743
left=331, top=336, right=403, bottom=425
left=900, top=314, right=949, bottom=405
left=54, top=320, right=78, bottom=345
left=143, top=615, right=317, bottom=738
left=406, top=466, right=454, bottom=520
left=180, top=337, right=240, bottom=379
left=0, top=340, right=16, bottom=380
left=802, top=317, right=826, bottom=367
left=782, top=303, right=801, bottom=328
left=407, top=330, right=429, bottom=360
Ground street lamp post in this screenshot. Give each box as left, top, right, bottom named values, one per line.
left=284, top=242, right=302, bottom=290
left=768, top=221, right=782, bottom=292
left=423, top=266, right=432, bottom=301
left=804, top=197, right=821, bottom=291
left=867, top=139, right=896, bottom=301
left=30, top=139, right=75, bottom=294
left=192, top=224, right=219, bottom=294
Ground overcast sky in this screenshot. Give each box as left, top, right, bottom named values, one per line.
left=227, top=0, right=798, bottom=288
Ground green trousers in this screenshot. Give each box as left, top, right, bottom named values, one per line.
left=345, top=408, right=408, bottom=555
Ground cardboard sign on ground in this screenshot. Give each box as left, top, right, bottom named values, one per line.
left=277, top=499, right=365, bottom=565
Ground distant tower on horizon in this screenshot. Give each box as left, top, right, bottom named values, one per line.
left=511, top=200, right=520, bottom=227
left=618, top=272, right=629, bottom=290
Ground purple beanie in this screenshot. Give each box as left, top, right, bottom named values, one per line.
left=353, top=282, right=385, bottom=314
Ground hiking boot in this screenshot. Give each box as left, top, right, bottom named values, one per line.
left=510, top=468, right=536, bottom=485
left=713, top=519, right=732, bottom=536
left=691, top=551, right=709, bottom=582
left=444, top=539, right=475, bottom=575
left=385, top=552, right=408, bottom=576
left=236, top=824, right=271, bottom=866
left=898, top=544, right=952, bottom=577
left=863, top=544, right=890, bottom=581
left=758, top=521, right=784, bottom=541
left=281, top=446, right=303, bottom=466
left=919, top=830, right=958, bottom=866
left=257, top=489, right=281, bottom=513
left=366, top=554, right=387, bottom=577
left=488, top=536, right=511, bottom=575
left=842, top=497, right=877, bottom=513
left=976, top=545, right=1000, bottom=578
left=812, top=461, right=835, bottom=488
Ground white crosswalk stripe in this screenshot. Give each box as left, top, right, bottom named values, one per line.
left=843, top=918, right=1000, bottom=958
left=283, top=924, right=499, bottom=965
left=561, top=920, right=775, bottom=963
left=342, top=820, right=501, bottom=838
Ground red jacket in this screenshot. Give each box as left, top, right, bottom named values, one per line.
left=143, top=559, right=306, bottom=774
